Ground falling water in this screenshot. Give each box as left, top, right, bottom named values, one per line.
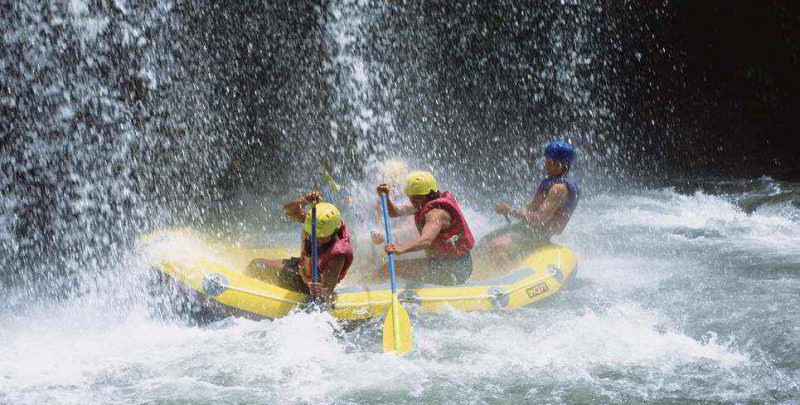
left=1, top=1, right=798, bottom=403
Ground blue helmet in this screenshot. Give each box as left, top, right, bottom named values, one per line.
left=544, top=141, right=576, bottom=165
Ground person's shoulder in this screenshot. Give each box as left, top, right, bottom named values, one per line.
left=548, top=183, right=570, bottom=199
left=426, top=207, right=452, bottom=221
left=331, top=238, right=353, bottom=255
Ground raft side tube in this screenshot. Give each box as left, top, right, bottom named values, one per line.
left=140, top=229, right=577, bottom=321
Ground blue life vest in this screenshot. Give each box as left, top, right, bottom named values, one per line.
left=535, top=176, right=580, bottom=214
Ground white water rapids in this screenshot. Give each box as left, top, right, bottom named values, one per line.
left=2, top=180, right=798, bottom=404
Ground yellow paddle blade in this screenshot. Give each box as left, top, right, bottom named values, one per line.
left=321, top=166, right=342, bottom=192
left=382, top=295, right=413, bottom=355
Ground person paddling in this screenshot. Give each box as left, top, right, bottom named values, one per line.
left=368, top=159, right=417, bottom=253
left=246, top=192, right=353, bottom=303
left=373, top=171, right=475, bottom=285
left=480, top=141, right=580, bottom=268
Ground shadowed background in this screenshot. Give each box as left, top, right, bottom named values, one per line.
left=1, top=0, right=798, bottom=286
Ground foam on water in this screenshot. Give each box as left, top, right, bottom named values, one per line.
left=573, top=188, right=800, bottom=260
left=1, top=184, right=799, bottom=403
left=0, top=301, right=748, bottom=404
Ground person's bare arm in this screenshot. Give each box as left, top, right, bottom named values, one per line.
left=377, top=184, right=415, bottom=217
left=511, top=184, right=568, bottom=227
left=386, top=209, right=449, bottom=254
left=320, top=256, right=345, bottom=289
left=387, top=199, right=415, bottom=218
left=307, top=256, right=345, bottom=300
left=283, top=198, right=306, bottom=223
left=525, top=197, right=542, bottom=212
left=283, top=191, right=322, bottom=223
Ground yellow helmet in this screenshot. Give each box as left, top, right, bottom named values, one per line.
left=304, top=202, right=342, bottom=238
left=404, top=171, right=438, bottom=196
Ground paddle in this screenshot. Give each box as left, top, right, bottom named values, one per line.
left=310, top=203, right=322, bottom=306
left=379, top=193, right=413, bottom=355
left=320, top=164, right=343, bottom=193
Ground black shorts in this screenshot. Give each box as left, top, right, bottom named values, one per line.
left=419, top=252, right=474, bottom=286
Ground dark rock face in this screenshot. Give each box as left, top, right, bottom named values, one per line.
left=669, top=1, right=800, bottom=180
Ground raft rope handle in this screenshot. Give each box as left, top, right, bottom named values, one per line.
left=335, top=271, right=562, bottom=307
left=211, top=283, right=305, bottom=305
left=207, top=261, right=565, bottom=308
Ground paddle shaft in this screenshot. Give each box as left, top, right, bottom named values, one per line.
left=379, top=195, right=398, bottom=293
left=379, top=194, right=402, bottom=352
left=311, top=204, right=319, bottom=283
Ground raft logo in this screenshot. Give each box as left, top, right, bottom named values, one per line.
left=526, top=282, right=549, bottom=298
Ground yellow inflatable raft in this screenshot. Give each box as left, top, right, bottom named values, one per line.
left=139, top=228, right=578, bottom=321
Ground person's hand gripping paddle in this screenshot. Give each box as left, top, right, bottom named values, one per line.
left=378, top=191, right=413, bottom=355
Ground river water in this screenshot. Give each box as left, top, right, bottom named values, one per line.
left=3, top=0, right=799, bottom=403
left=1, top=177, right=798, bottom=404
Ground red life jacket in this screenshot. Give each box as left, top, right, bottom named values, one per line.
left=414, top=191, right=475, bottom=259
left=302, top=221, right=354, bottom=281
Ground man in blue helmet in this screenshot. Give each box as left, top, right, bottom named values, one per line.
left=479, top=140, right=581, bottom=268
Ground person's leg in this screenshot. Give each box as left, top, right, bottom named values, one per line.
left=245, top=257, right=309, bottom=294
left=357, top=257, right=430, bottom=285
left=475, top=223, right=551, bottom=270
left=245, top=258, right=285, bottom=279
left=422, top=253, right=474, bottom=286
left=392, top=258, right=431, bottom=282
left=475, top=223, right=528, bottom=269
left=486, top=235, right=518, bottom=269
left=473, top=224, right=514, bottom=254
